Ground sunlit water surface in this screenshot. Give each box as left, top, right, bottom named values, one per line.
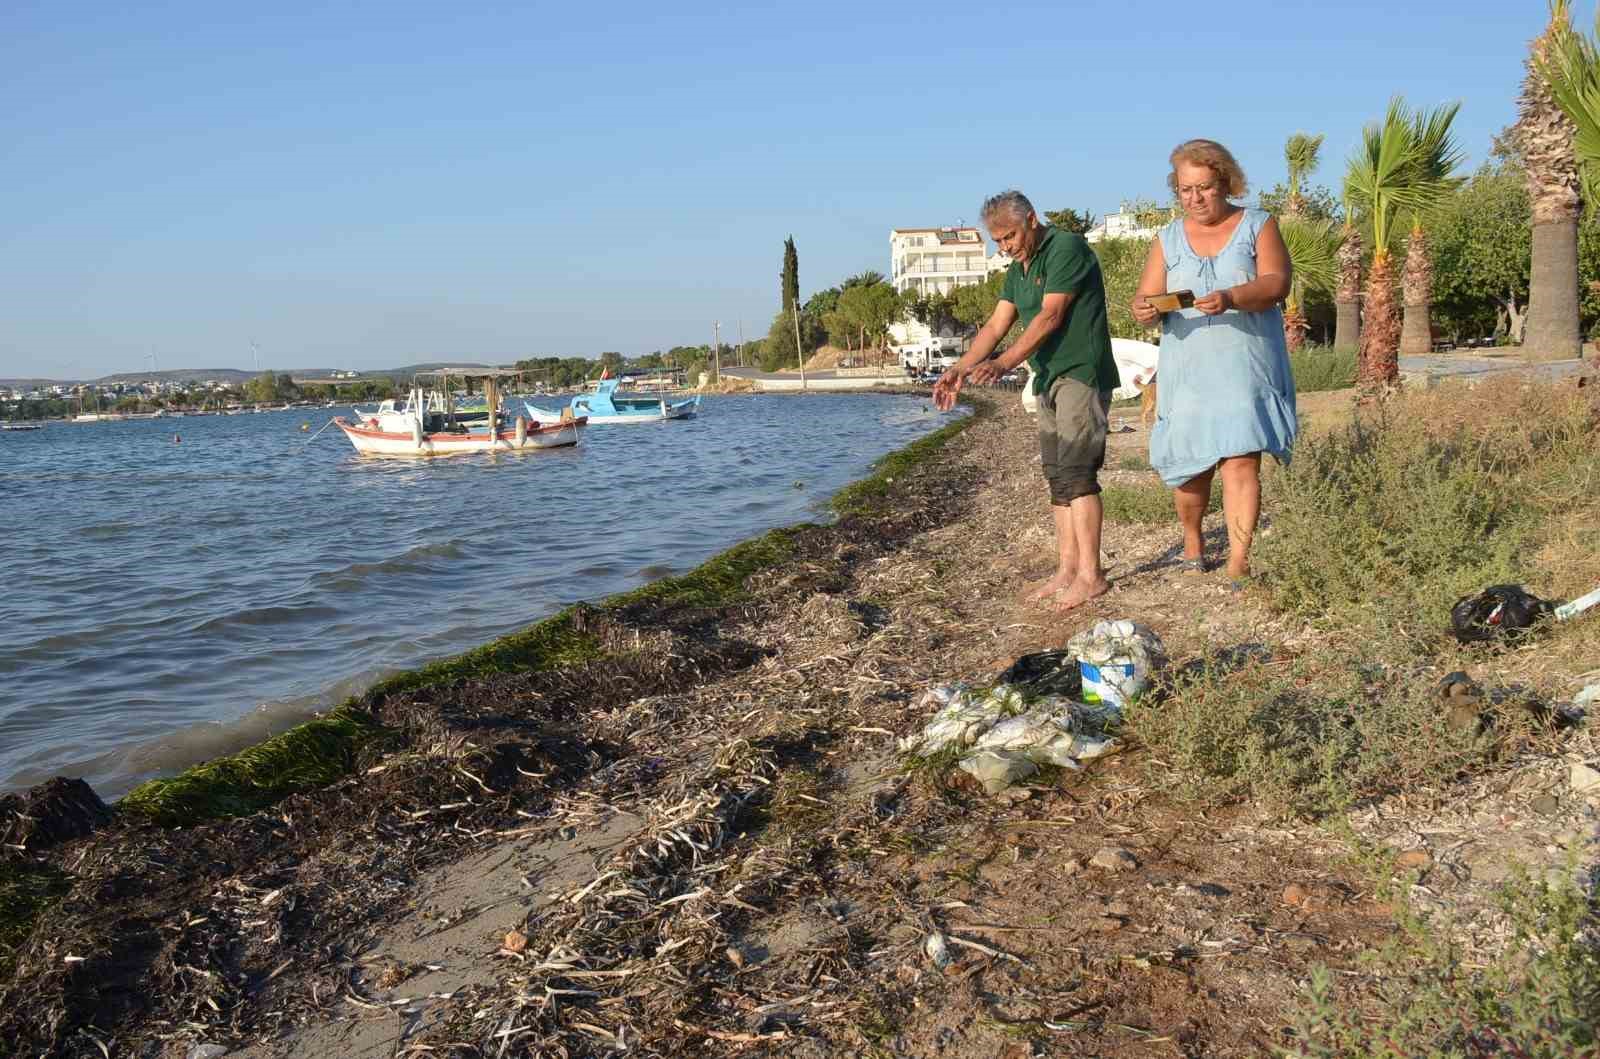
left=0, top=394, right=962, bottom=796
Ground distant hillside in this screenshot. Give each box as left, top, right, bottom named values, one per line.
left=94, top=368, right=255, bottom=385
left=0, top=378, right=81, bottom=389
left=3, top=361, right=512, bottom=388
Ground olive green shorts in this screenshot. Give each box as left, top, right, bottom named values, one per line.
left=1038, top=375, right=1112, bottom=505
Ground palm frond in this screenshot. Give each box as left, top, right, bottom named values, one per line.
left=1535, top=2, right=1600, bottom=203
left=1285, top=132, right=1326, bottom=191
left=1404, top=102, right=1467, bottom=225
left=1345, top=97, right=1426, bottom=254
left=1280, top=216, right=1340, bottom=297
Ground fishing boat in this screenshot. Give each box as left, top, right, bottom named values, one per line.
left=333, top=369, right=585, bottom=457
left=524, top=375, right=700, bottom=426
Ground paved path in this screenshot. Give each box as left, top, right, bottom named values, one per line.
left=1399, top=352, right=1590, bottom=383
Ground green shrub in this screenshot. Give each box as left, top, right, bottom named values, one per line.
left=1101, top=478, right=1217, bottom=524
left=1123, top=655, right=1486, bottom=817
left=1291, top=863, right=1600, bottom=1057
left=1256, top=379, right=1595, bottom=650
left=1292, top=345, right=1358, bottom=393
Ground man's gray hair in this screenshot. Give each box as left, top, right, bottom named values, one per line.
left=981, top=190, right=1034, bottom=223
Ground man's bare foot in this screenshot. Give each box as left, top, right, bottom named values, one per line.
left=1029, top=571, right=1075, bottom=600
left=1052, top=575, right=1111, bottom=611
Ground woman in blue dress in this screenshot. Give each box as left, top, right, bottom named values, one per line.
left=1131, top=139, right=1297, bottom=582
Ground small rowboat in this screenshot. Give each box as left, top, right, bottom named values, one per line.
left=333, top=369, right=586, bottom=458
left=525, top=376, right=700, bottom=426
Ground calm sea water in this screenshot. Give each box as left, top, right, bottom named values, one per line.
left=1, top=394, right=961, bottom=797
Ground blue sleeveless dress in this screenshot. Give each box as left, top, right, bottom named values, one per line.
left=1148, top=207, right=1297, bottom=488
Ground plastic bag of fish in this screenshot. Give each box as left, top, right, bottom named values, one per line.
left=899, top=684, right=1122, bottom=793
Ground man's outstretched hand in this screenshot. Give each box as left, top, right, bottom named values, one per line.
left=932, top=368, right=963, bottom=411
left=967, top=358, right=1005, bottom=386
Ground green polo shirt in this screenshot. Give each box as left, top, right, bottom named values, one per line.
left=1001, top=227, right=1119, bottom=396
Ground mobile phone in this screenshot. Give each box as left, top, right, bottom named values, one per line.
left=1147, top=290, right=1196, bottom=312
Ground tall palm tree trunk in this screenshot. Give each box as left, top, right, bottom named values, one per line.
left=1358, top=253, right=1400, bottom=386
left=1335, top=228, right=1363, bottom=350
left=1519, top=6, right=1584, bottom=360
left=1283, top=302, right=1308, bottom=352
left=1399, top=228, right=1435, bottom=355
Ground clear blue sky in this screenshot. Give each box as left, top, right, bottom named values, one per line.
left=0, top=0, right=1572, bottom=378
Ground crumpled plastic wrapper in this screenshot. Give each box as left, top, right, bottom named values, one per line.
left=897, top=684, right=1022, bottom=756
left=900, top=686, right=1122, bottom=793
left=1066, top=619, right=1167, bottom=670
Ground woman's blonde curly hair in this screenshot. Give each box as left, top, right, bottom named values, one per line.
left=1167, top=139, right=1248, bottom=199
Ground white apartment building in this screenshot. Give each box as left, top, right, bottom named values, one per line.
left=1084, top=210, right=1161, bottom=244
left=889, top=227, right=1006, bottom=296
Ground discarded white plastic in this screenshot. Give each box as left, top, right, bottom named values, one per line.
left=1067, top=620, right=1167, bottom=708
left=1110, top=338, right=1160, bottom=401
left=923, top=931, right=952, bottom=968
left=896, top=684, right=1028, bottom=756
left=958, top=750, right=1039, bottom=794
left=1020, top=363, right=1039, bottom=415
left=902, top=685, right=1124, bottom=793
left=1554, top=584, right=1600, bottom=622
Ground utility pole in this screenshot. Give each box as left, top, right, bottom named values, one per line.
left=712, top=321, right=721, bottom=384
left=793, top=304, right=806, bottom=391
left=737, top=319, right=745, bottom=367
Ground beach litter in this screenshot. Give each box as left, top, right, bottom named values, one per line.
left=996, top=649, right=1081, bottom=698
left=900, top=620, right=1165, bottom=793
left=1066, top=620, right=1167, bottom=708
left=1449, top=580, right=1600, bottom=644
left=898, top=685, right=1122, bottom=793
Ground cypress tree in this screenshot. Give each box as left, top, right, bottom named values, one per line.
left=781, top=236, right=799, bottom=315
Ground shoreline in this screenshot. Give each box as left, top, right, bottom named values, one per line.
left=1, top=390, right=962, bottom=800
left=3, top=382, right=1595, bottom=1057
left=0, top=393, right=991, bottom=1054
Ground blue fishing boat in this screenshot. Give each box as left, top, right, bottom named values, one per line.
left=525, top=377, right=701, bottom=426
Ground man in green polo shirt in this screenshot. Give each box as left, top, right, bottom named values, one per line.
left=932, top=189, right=1120, bottom=610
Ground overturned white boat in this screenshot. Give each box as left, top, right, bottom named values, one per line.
left=334, top=369, right=585, bottom=457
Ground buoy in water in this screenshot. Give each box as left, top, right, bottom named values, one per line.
left=301, top=422, right=310, bottom=431
left=173, top=434, right=181, bottom=443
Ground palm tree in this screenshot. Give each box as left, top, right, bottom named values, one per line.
left=841, top=270, right=887, bottom=289
left=1346, top=98, right=1430, bottom=387
left=1517, top=1, right=1583, bottom=360
left=1281, top=133, right=1326, bottom=349
left=1399, top=104, right=1466, bottom=356
left=1537, top=4, right=1600, bottom=199
left=1334, top=190, right=1363, bottom=351
left=1284, top=133, right=1326, bottom=219
left=1280, top=217, right=1340, bottom=351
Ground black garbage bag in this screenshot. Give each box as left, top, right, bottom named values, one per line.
left=1449, top=584, right=1554, bottom=644
left=996, top=650, right=1082, bottom=698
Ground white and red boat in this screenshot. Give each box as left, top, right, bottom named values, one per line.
left=333, top=369, right=585, bottom=458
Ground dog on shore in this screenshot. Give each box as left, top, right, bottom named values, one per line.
left=1133, top=371, right=1158, bottom=429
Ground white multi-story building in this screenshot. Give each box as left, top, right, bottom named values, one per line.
left=1084, top=210, right=1161, bottom=244
left=889, top=227, right=1007, bottom=297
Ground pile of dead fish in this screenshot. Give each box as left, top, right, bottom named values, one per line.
left=899, top=621, right=1166, bottom=794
